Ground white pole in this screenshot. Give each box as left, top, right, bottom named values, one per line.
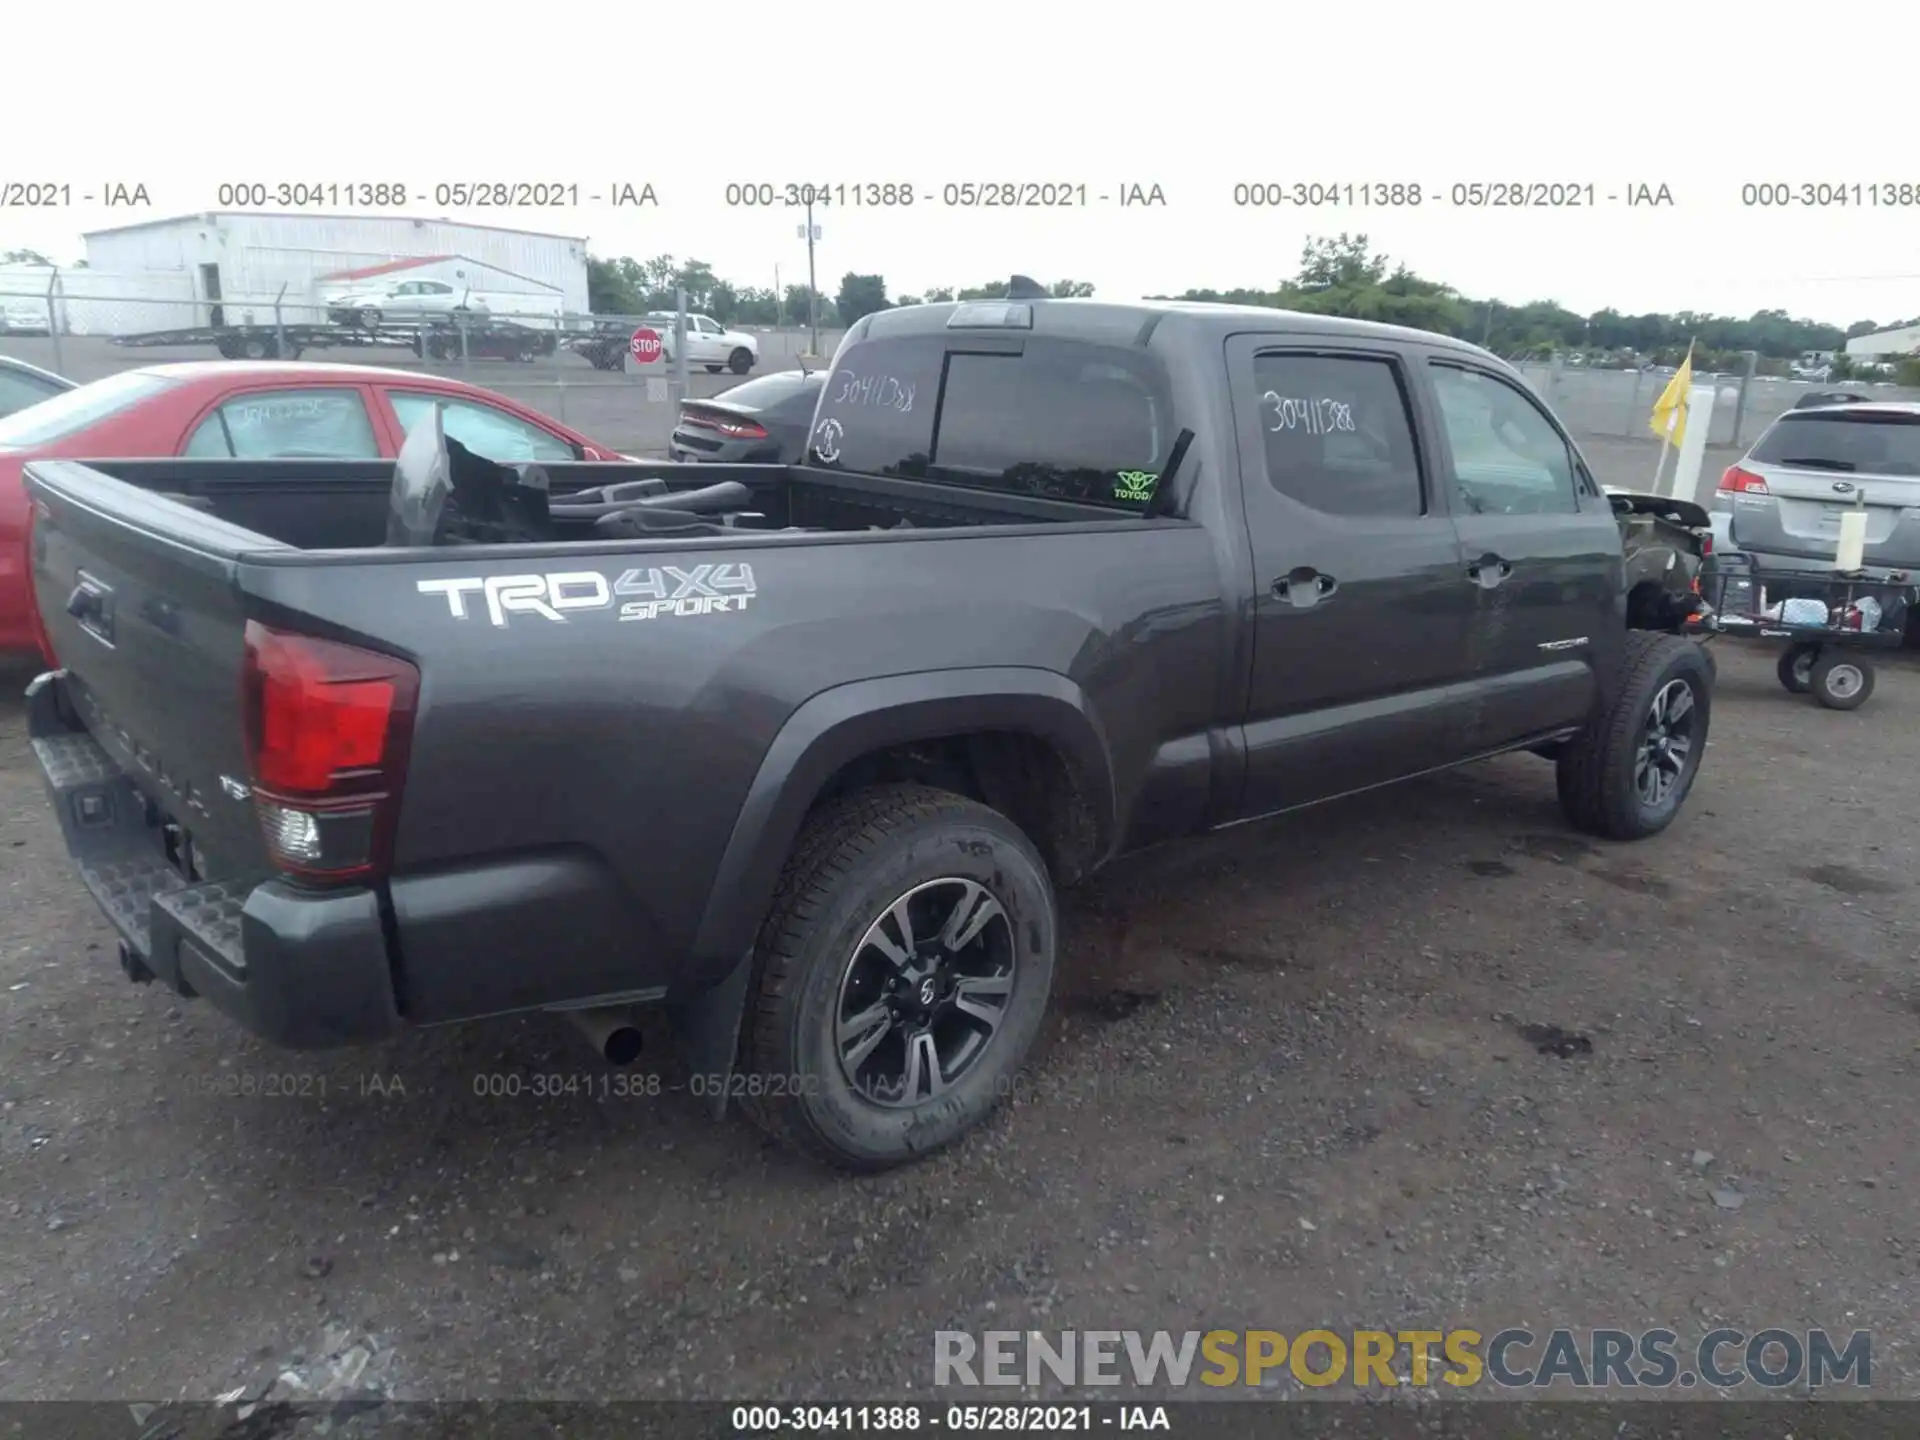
left=1652, top=419, right=1674, bottom=494
left=1670, top=384, right=1716, bottom=506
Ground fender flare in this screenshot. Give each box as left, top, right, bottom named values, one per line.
left=684, top=667, right=1116, bottom=984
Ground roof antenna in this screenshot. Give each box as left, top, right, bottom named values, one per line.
left=1006, top=275, right=1048, bottom=300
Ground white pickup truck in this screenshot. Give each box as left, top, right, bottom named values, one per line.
left=642, top=312, right=759, bottom=374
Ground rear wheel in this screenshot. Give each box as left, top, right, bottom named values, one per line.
left=704, top=363, right=723, bottom=374
left=1809, top=652, right=1874, bottom=710
left=1557, top=632, right=1713, bottom=841
left=738, top=783, right=1056, bottom=1172
left=1777, top=644, right=1817, bottom=694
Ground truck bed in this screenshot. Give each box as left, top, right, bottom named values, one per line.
left=28, top=456, right=1144, bottom=554
left=21, top=453, right=1215, bottom=1039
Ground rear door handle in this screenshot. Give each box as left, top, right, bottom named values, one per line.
left=1272, top=568, right=1338, bottom=610
left=1467, top=555, right=1513, bottom=589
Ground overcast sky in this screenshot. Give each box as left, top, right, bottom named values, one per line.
left=7, top=0, right=1914, bottom=327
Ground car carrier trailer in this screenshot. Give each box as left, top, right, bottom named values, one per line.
left=112, top=317, right=565, bottom=364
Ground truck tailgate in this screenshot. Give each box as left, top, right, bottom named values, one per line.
left=26, top=459, right=280, bottom=883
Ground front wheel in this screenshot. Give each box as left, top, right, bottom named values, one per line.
left=1557, top=632, right=1714, bottom=841
left=1810, top=652, right=1874, bottom=710
left=704, top=363, right=723, bottom=374
left=737, top=783, right=1057, bottom=1172
left=728, top=347, right=754, bottom=375
left=357, top=307, right=382, bottom=330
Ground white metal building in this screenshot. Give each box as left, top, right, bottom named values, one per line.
left=1844, top=324, right=1920, bottom=361
left=79, top=212, right=591, bottom=331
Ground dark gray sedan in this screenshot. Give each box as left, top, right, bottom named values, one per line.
left=667, top=368, right=824, bottom=464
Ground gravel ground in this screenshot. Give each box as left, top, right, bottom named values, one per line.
left=2, top=639, right=1917, bottom=1406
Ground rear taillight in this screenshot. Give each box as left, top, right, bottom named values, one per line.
left=1718, top=465, right=1769, bottom=495
left=24, top=499, right=56, bottom=665
left=678, top=407, right=767, bottom=440
left=241, top=621, right=419, bottom=882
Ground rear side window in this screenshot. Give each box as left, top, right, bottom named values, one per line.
left=1252, top=353, right=1423, bottom=517
left=184, top=388, right=380, bottom=458
left=932, top=342, right=1170, bottom=506
left=389, top=391, right=576, bottom=463
left=1749, top=411, right=1920, bottom=476
left=1428, top=363, right=1577, bottom=515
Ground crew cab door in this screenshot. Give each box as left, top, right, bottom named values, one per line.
left=1418, top=358, right=1624, bottom=752
left=1229, top=337, right=1478, bottom=818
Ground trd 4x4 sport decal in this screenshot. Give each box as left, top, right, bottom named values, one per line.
left=417, top=564, right=758, bottom=627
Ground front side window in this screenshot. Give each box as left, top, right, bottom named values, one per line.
left=1428, top=364, right=1577, bottom=515
left=389, top=391, right=576, bottom=463
left=182, top=388, right=380, bottom=458
left=1250, top=352, right=1423, bottom=518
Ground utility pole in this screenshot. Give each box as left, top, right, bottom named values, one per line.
left=774, top=264, right=782, bottom=328
left=805, top=193, right=820, bottom=358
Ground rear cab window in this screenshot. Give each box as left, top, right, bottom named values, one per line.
left=1749, top=409, right=1920, bottom=476
left=809, top=332, right=1175, bottom=510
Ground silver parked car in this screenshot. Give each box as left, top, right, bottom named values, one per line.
left=1712, top=400, right=1920, bottom=573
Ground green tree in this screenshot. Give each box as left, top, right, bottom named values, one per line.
left=2, top=248, right=54, bottom=266
left=836, top=273, right=891, bottom=326
left=785, top=284, right=836, bottom=329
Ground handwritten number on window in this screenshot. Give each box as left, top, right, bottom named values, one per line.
left=1262, top=391, right=1355, bottom=436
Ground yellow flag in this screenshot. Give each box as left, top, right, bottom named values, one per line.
left=1649, top=342, right=1695, bottom=447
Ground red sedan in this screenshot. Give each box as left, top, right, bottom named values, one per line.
left=0, top=361, right=628, bottom=658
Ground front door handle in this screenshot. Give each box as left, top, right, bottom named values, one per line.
left=1272, top=568, right=1338, bottom=609
left=1467, top=554, right=1513, bottom=589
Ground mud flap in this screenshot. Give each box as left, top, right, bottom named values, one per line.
left=667, top=950, right=754, bottom=1121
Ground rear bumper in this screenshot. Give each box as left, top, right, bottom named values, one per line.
left=27, top=673, right=401, bottom=1049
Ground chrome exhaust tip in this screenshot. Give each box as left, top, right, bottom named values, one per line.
left=562, top=1006, right=645, bottom=1067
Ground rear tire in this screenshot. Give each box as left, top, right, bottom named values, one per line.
left=1557, top=632, right=1713, bottom=841
left=1777, top=644, right=1817, bottom=694
left=704, top=363, right=723, bottom=373
left=737, top=783, right=1056, bottom=1172
left=1809, top=652, right=1874, bottom=710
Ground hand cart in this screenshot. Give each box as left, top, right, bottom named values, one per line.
left=1686, top=550, right=1914, bottom=711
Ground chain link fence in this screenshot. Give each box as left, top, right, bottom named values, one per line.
left=6, top=280, right=1916, bottom=472
left=0, top=283, right=847, bottom=455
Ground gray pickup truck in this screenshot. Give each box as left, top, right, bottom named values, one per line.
left=21, top=289, right=1713, bottom=1171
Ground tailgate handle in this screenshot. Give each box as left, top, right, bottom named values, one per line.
left=66, top=574, right=115, bottom=643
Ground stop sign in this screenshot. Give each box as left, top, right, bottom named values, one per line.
left=629, top=327, right=663, bottom=364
